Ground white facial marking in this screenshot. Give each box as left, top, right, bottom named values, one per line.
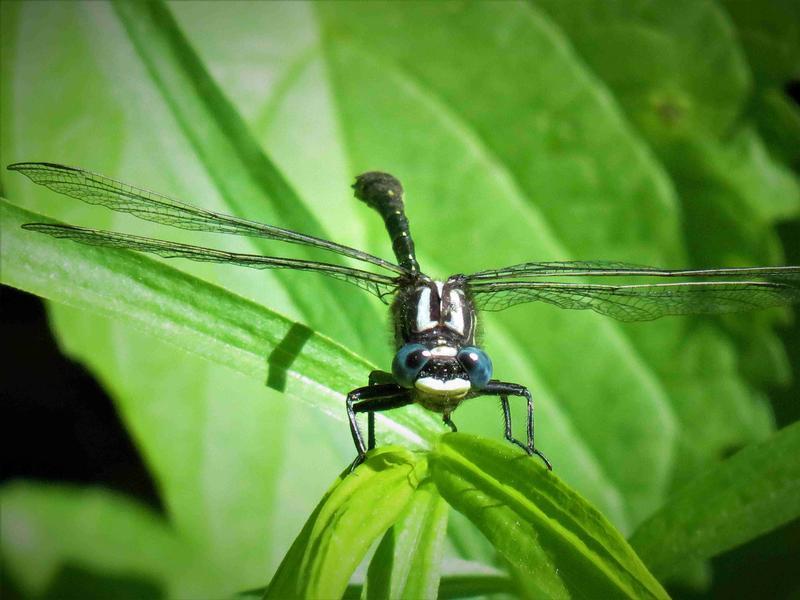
left=446, top=289, right=465, bottom=334
left=415, top=377, right=471, bottom=397
left=415, top=286, right=437, bottom=332
left=430, top=345, right=457, bottom=358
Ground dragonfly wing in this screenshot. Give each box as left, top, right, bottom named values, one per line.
left=24, top=223, right=400, bottom=301
left=468, top=280, right=800, bottom=321
left=9, top=162, right=408, bottom=275
left=466, top=260, right=800, bottom=282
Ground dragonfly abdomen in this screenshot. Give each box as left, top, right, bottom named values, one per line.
left=353, top=172, right=420, bottom=275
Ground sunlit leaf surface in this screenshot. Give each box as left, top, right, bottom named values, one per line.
left=1, top=0, right=797, bottom=596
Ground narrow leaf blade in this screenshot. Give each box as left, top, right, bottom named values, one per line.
left=430, top=434, right=668, bottom=600
left=0, top=199, right=439, bottom=447
left=265, top=448, right=424, bottom=600
left=110, top=0, right=385, bottom=358
left=364, top=481, right=449, bottom=600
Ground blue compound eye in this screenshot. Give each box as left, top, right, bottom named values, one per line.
left=457, top=346, right=493, bottom=389
left=392, top=343, right=432, bottom=388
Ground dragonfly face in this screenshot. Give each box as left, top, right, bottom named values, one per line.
left=9, top=163, right=799, bottom=473
left=390, top=276, right=493, bottom=410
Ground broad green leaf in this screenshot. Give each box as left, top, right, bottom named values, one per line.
left=750, top=88, right=800, bottom=172
left=535, top=0, right=750, bottom=140
left=683, top=127, right=800, bottom=228
left=0, top=1, right=374, bottom=585
left=630, top=421, right=800, bottom=579
left=430, top=434, right=668, bottom=600
left=0, top=482, right=195, bottom=598
left=0, top=1, right=404, bottom=589
left=110, top=0, right=384, bottom=360
left=2, top=0, right=797, bottom=594
left=364, top=481, right=448, bottom=600
left=532, top=0, right=795, bottom=492
left=721, top=0, right=800, bottom=89
left=50, top=312, right=320, bottom=587
left=315, top=0, right=684, bottom=529
left=265, top=448, right=424, bottom=600
left=721, top=0, right=800, bottom=170
left=0, top=194, right=442, bottom=588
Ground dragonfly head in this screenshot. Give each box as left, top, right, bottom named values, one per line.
left=392, top=342, right=492, bottom=398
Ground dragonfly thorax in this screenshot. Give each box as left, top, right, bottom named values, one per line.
left=390, top=276, right=491, bottom=406
left=392, top=276, right=476, bottom=346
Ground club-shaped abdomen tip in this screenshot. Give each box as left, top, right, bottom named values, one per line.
left=352, top=172, right=404, bottom=209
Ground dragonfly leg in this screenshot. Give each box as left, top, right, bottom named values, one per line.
left=443, top=414, right=458, bottom=432
left=367, top=371, right=396, bottom=450
left=482, top=381, right=552, bottom=470
left=346, top=383, right=412, bottom=472
left=368, top=370, right=396, bottom=385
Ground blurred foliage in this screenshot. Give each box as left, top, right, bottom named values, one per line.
left=1, top=1, right=798, bottom=598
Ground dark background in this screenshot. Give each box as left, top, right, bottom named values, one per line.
left=2, top=219, right=798, bottom=599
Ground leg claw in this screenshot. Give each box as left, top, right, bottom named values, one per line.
left=526, top=446, right=553, bottom=471
left=347, top=453, right=366, bottom=474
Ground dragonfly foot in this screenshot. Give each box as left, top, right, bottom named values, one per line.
left=443, top=414, right=458, bottom=432
left=526, top=446, right=553, bottom=471
left=347, top=453, right=367, bottom=474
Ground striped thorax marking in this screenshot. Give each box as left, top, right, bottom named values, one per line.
left=446, top=288, right=465, bottom=334
left=415, top=282, right=441, bottom=332
left=413, top=280, right=474, bottom=338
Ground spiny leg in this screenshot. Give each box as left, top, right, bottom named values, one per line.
left=483, top=380, right=552, bottom=470
left=367, top=370, right=396, bottom=450
left=346, top=383, right=412, bottom=471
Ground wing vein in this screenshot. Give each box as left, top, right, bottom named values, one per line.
left=468, top=280, right=800, bottom=321
left=8, top=162, right=409, bottom=276
left=23, top=223, right=400, bottom=300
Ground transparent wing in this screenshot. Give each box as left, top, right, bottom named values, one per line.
left=468, top=280, right=800, bottom=321
left=24, top=223, right=400, bottom=301
left=8, top=162, right=408, bottom=276
left=466, top=260, right=800, bottom=282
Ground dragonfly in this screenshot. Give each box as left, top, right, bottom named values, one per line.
left=9, top=162, right=800, bottom=471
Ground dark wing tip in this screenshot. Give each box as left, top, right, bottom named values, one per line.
left=7, top=161, right=79, bottom=173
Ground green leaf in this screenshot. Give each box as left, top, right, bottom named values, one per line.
left=630, top=421, right=800, bottom=579
left=364, top=481, right=448, bottom=600
left=0, top=482, right=192, bottom=598
left=110, top=0, right=384, bottom=360
left=721, top=0, right=800, bottom=89
left=721, top=0, right=800, bottom=171
left=532, top=0, right=795, bottom=493
left=315, top=0, right=685, bottom=530
left=0, top=4, right=401, bottom=584
left=265, top=447, right=424, bottom=600
left=751, top=87, right=800, bottom=171
left=2, top=0, right=797, bottom=593
left=535, top=0, right=750, bottom=140
left=430, top=434, right=668, bottom=600
left=242, top=565, right=515, bottom=600
left=433, top=571, right=516, bottom=599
